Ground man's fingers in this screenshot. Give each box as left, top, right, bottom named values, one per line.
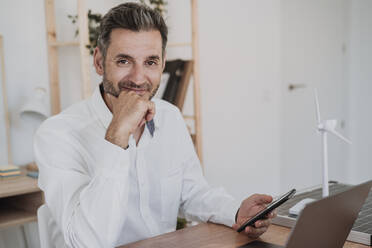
left=245, top=226, right=268, bottom=236
left=233, top=221, right=270, bottom=239
left=141, top=90, right=152, bottom=101
left=108, top=89, right=155, bottom=129
left=251, top=194, right=273, bottom=205
left=139, top=118, right=146, bottom=127
left=244, top=226, right=268, bottom=238
left=145, top=101, right=156, bottom=121
left=106, top=92, right=118, bottom=105
left=138, top=101, right=155, bottom=127
left=268, top=210, right=277, bottom=219
left=262, top=210, right=276, bottom=220
left=232, top=223, right=239, bottom=231
left=255, top=218, right=271, bottom=228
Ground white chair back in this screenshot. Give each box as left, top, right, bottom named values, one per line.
left=37, top=204, right=67, bottom=248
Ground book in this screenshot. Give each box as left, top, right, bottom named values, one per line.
left=0, top=170, right=21, bottom=177
left=0, top=164, right=20, bottom=173
left=162, top=60, right=185, bottom=104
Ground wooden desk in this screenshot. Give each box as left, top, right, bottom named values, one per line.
left=120, top=223, right=369, bottom=248
left=0, top=171, right=43, bottom=229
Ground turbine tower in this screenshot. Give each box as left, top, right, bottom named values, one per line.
left=314, top=89, right=351, bottom=197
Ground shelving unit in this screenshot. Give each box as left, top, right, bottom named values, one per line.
left=0, top=206, right=37, bottom=229
left=190, top=0, right=203, bottom=163
left=44, top=0, right=91, bottom=115
left=0, top=35, right=12, bottom=165
left=43, top=0, right=203, bottom=164
left=0, top=172, right=43, bottom=229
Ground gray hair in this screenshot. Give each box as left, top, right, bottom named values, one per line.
left=97, top=2, right=168, bottom=60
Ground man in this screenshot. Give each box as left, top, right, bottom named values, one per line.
left=34, top=3, right=275, bottom=247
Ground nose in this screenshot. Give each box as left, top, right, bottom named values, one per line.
left=128, top=63, right=147, bottom=85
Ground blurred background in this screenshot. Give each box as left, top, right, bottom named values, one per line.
left=0, top=0, right=371, bottom=247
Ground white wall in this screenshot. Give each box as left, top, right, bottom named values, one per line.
left=279, top=0, right=350, bottom=192
left=348, top=0, right=372, bottom=184
left=199, top=0, right=282, bottom=200
left=0, top=0, right=49, bottom=167
left=0, top=0, right=371, bottom=247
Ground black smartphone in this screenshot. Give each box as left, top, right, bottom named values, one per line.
left=237, top=188, right=296, bottom=232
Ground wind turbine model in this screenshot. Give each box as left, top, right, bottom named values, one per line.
left=289, top=89, right=352, bottom=216
left=314, top=89, right=351, bottom=197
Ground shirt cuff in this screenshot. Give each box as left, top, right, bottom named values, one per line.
left=217, top=199, right=241, bottom=227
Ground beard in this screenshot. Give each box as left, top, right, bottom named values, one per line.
left=102, top=74, right=159, bottom=100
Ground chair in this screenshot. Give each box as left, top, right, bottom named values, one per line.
left=37, top=205, right=53, bottom=248
left=38, top=204, right=66, bottom=248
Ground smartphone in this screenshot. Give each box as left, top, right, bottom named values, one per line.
left=237, top=188, right=296, bottom=232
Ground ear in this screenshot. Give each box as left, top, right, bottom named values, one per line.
left=93, top=47, right=104, bottom=76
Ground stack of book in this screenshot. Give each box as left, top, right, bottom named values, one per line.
left=0, top=165, right=21, bottom=178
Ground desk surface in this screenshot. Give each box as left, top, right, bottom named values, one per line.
left=120, top=223, right=368, bottom=248
left=0, top=172, right=39, bottom=198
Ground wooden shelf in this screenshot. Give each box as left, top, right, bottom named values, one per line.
left=49, top=41, right=79, bottom=47
left=0, top=205, right=37, bottom=229
left=0, top=173, right=39, bottom=198
left=0, top=172, right=43, bottom=228
left=183, top=115, right=195, bottom=121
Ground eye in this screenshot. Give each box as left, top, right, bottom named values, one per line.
left=117, top=59, right=129, bottom=65
left=146, top=60, right=158, bottom=66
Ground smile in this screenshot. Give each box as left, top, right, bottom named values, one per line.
left=122, top=87, right=148, bottom=95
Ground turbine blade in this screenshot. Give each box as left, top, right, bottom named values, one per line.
left=328, top=129, right=352, bottom=144
left=314, top=88, right=321, bottom=124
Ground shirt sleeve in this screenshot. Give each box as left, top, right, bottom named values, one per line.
left=174, top=111, right=241, bottom=227
left=34, top=121, right=131, bottom=248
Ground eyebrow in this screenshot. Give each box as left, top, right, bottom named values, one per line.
left=114, top=53, right=134, bottom=60
left=114, top=53, right=160, bottom=61
left=148, top=55, right=160, bottom=60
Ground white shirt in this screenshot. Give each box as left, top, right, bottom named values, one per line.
left=34, top=86, right=240, bottom=248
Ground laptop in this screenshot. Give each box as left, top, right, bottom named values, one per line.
left=239, top=180, right=372, bottom=248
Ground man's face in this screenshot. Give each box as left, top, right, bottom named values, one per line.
left=96, top=28, right=165, bottom=99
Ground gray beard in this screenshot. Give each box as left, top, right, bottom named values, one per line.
left=101, top=76, right=159, bottom=100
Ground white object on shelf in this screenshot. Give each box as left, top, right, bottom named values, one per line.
left=20, top=87, right=49, bottom=120
left=289, top=198, right=316, bottom=216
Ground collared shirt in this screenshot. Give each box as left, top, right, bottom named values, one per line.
left=34, top=86, right=240, bottom=248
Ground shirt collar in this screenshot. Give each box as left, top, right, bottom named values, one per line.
left=90, top=84, right=160, bottom=133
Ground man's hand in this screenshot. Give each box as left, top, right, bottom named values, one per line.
left=232, top=194, right=276, bottom=239
left=105, top=90, right=155, bottom=149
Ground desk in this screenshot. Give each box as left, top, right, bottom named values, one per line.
left=0, top=171, right=43, bottom=229
left=120, top=223, right=369, bottom=248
